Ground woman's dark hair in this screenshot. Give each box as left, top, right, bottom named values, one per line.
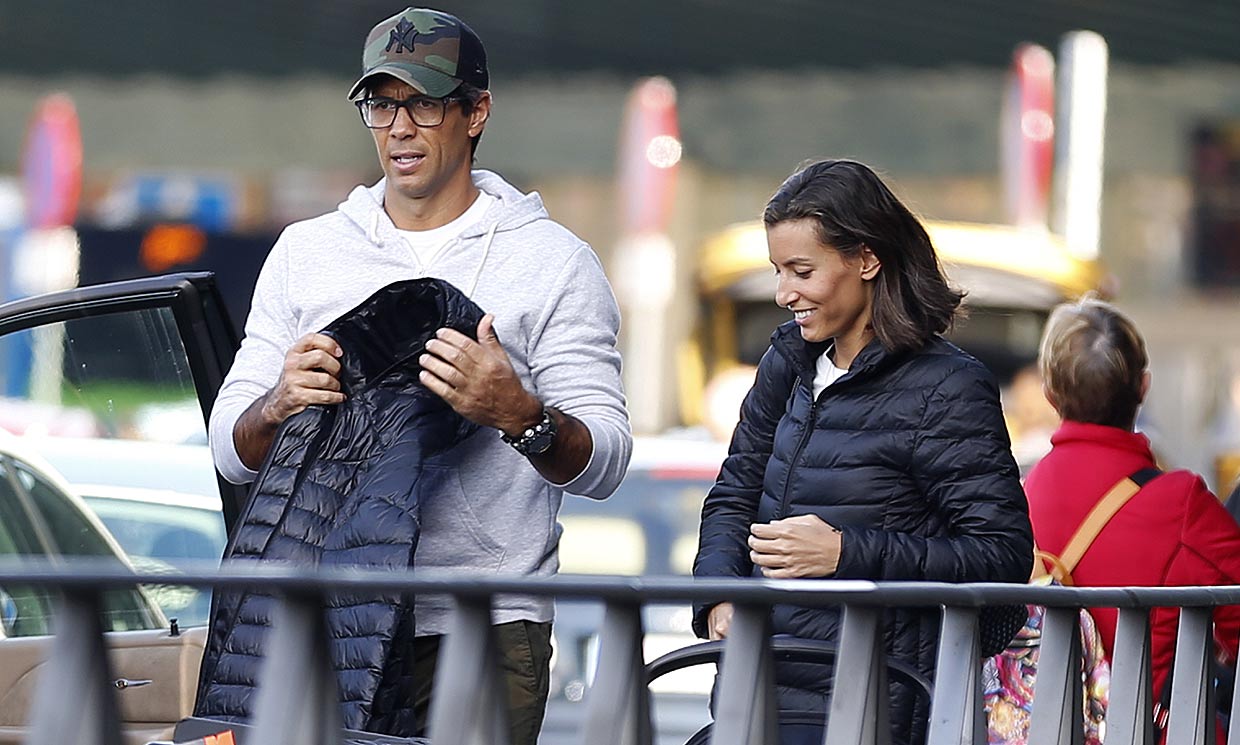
left=763, top=159, right=964, bottom=353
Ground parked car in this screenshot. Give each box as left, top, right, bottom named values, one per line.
left=21, top=436, right=226, bottom=627
left=0, top=274, right=243, bottom=744
left=542, top=434, right=725, bottom=745
left=0, top=432, right=166, bottom=638
left=0, top=432, right=202, bottom=745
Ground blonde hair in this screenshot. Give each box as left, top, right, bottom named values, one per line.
left=1038, top=294, right=1147, bottom=429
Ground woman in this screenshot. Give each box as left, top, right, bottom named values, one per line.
left=1024, top=295, right=1240, bottom=736
left=692, top=159, right=1033, bottom=745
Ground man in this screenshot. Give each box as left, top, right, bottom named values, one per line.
left=207, top=8, right=632, bottom=742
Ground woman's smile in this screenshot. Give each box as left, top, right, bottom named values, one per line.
left=767, top=218, right=875, bottom=357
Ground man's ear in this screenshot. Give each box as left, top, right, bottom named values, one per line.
left=1139, top=369, right=1151, bottom=404
left=859, top=246, right=882, bottom=280
left=468, top=91, right=492, bottom=138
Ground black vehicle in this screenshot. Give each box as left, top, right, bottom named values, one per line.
left=0, top=273, right=243, bottom=743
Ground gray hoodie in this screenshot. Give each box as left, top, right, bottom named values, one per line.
left=208, top=170, right=632, bottom=632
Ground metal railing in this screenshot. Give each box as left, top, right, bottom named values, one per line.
left=5, top=563, right=1240, bottom=745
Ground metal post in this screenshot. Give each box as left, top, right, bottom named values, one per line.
left=1228, top=631, right=1240, bottom=745
left=1107, top=608, right=1154, bottom=745
left=1166, top=607, right=1216, bottom=745
left=28, top=589, right=122, bottom=745
left=710, top=602, right=777, bottom=745
left=1029, top=606, right=1084, bottom=745
left=582, top=601, right=653, bottom=745
left=250, top=590, right=342, bottom=745
left=926, top=606, right=985, bottom=745
left=826, top=604, right=890, bottom=745
left=1051, top=30, right=1109, bottom=261
left=429, top=595, right=511, bottom=745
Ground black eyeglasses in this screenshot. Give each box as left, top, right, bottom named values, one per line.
left=355, top=95, right=463, bottom=129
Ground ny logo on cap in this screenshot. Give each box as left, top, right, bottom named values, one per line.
left=385, top=18, right=418, bottom=54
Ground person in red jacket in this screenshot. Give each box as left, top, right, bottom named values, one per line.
left=1024, top=294, right=1240, bottom=724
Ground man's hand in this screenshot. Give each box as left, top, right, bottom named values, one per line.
left=419, top=314, right=593, bottom=484
left=261, top=333, right=346, bottom=424
left=707, top=602, right=734, bottom=641
left=419, top=314, right=542, bottom=434
left=234, top=333, right=345, bottom=470
left=748, top=515, right=843, bottom=579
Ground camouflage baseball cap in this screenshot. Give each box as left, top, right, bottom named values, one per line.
left=347, top=8, right=489, bottom=101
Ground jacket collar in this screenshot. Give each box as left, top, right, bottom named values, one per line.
left=771, top=321, right=900, bottom=387
left=1049, top=420, right=1156, bottom=460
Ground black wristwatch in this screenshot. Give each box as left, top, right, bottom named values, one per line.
left=501, top=407, right=558, bottom=457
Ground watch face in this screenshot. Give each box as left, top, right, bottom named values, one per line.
left=526, top=431, right=554, bottom=454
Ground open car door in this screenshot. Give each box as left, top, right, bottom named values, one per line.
left=0, top=272, right=243, bottom=745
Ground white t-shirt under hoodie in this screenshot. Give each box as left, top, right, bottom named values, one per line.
left=396, top=191, right=496, bottom=269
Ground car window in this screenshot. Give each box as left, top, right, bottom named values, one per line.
left=0, top=462, right=46, bottom=556
left=0, top=456, right=163, bottom=635
left=0, top=508, right=18, bottom=554
left=0, top=307, right=223, bottom=629
left=14, top=462, right=115, bottom=557
left=82, top=498, right=225, bottom=563
left=0, top=462, right=55, bottom=637
left=0, top=308, right=201, bottom=439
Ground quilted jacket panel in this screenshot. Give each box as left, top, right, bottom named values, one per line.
left=195, top=278, right=483, bottom=736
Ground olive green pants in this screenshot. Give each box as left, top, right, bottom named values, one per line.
left=411, top=620, right=553, bottom=745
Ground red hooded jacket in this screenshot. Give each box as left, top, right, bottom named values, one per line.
left=1024, top=420, right=1240, bottom=703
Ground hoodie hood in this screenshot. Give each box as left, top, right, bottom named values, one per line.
left=337, top=169, right=549, bottom=248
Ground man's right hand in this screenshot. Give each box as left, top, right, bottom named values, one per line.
left=262, top=333, right=346, bottom=423
left=707, top=602, right=734, bottom=641
left=234, top=333, right=345, bottom=470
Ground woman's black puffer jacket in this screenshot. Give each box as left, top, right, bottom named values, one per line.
left=692, top=322, right=1033, bottom=745
left=195, top=278, right=483, bottom=737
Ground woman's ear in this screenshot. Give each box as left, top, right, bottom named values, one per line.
left=1139, top=369, right=1151, bottom=404
left=859, top=246, right=882, bottom=280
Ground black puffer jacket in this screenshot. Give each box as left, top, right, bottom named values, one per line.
left=195, top=278, right=483, bottom=736
left=693, top=323, right=1032, bottom=745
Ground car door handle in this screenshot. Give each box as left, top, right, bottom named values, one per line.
left=113, top=678, right=153, bottom=690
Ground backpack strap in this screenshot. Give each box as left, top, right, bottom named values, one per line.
left=1036, top=467, right=1162, bottom=585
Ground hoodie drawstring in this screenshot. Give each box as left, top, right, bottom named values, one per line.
left=370, top=211, right=383, bottom=246
left=468, top=221, right=499, bottom=297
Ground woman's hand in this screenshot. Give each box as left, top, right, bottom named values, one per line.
left=748, top=515, right=842, bottom=578
left=707, top=602, right=734, bottom=640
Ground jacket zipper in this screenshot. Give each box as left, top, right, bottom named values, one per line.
left=776, top=381, right=819, bottom=520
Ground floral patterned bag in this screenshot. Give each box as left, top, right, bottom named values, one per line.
left=982, top=577, right=1110, bottom=745
left=983, top=469, right=1160, bottom=743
